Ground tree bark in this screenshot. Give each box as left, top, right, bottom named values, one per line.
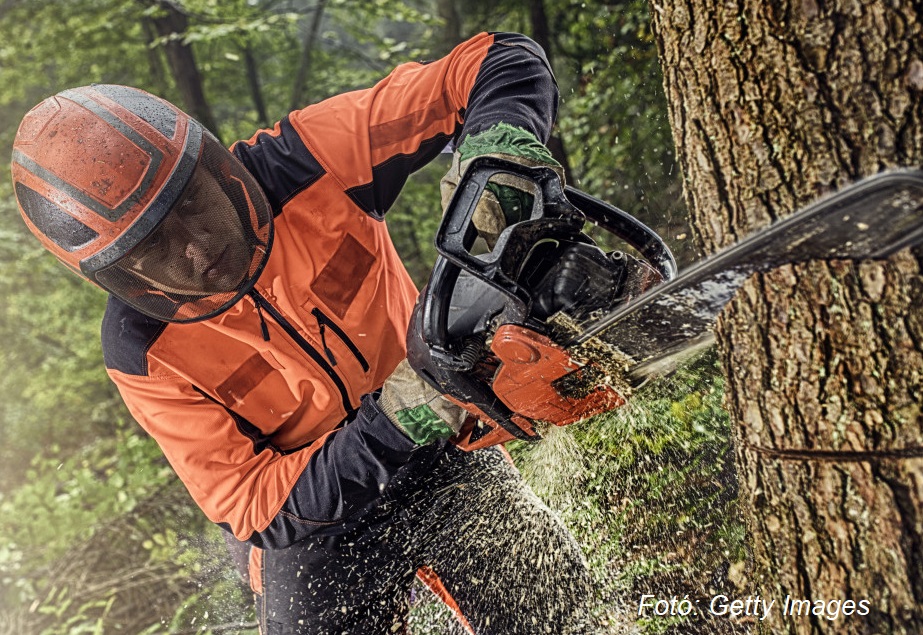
left=146, top=0, right=221, bottom=139
left=242, top=42, right=270, bottom=127
left=651, top=0, right=923, bottom=633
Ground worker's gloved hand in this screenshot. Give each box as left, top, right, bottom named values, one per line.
left=378, top=359, right=468, bottom=445
left=441, top=123, right=564, bottom=249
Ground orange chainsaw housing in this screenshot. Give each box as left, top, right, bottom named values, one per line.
left=451, top=324, right=626, bottom=451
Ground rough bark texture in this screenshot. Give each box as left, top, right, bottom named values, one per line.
left=651, top=0, right=923, bottom=633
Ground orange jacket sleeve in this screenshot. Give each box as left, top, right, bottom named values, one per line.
left=234, top=32, right=559, bottom=218
left=107, top=368, right=316, bottom=539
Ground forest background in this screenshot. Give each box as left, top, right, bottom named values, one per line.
left=0, top=1, right=750, bottom=633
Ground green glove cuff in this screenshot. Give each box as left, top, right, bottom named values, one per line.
left=391, top=404, right=456, bottom=445
left=458, top=123, right=561, bottom=166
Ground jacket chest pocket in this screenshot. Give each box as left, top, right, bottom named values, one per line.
left=309, top=233, right=376, bottom=320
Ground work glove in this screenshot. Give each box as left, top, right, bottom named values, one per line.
left=378, top=359, right=469, bottom=445
left=441, top=123, right=565, bottom=249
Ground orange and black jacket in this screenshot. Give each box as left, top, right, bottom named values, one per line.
left=102, top=32, right=558, bottom=549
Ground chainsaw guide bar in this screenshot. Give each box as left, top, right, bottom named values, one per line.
left=578, top=169, right=923, bottom=383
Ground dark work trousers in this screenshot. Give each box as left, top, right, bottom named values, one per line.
left=227, top=444, right=597, bottom=634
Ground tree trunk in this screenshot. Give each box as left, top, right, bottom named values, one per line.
left=290, top=0, right=327, bottom=112
left=526, top=0, right=574, bottom=182
left=146, top=0, right=221, bottom=139
left=651, top=1, right=923, bottom=633
left=435, top=0, right=463, bottom=56
left=141, top=17, right=168, bottom=95
left=242, top=42, right=270, bottom=127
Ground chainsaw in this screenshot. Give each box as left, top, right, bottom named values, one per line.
left=406, top=157, right=923, bottom=451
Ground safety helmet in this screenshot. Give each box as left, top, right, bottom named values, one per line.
left=11, top=84, right=273, bottom=323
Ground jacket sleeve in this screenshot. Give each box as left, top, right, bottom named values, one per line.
left=232, top=32, right=559, bottom=219
left=107, top=369, right=417, bottom=549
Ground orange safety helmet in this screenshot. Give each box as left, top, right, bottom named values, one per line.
left=11, top=85, right=273, bottom=323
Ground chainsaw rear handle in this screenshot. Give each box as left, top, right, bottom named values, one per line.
left=405, top=277, right=540, bottom=442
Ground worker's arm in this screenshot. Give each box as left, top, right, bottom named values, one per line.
left=108, top=365, right=419, bottom=549
left=232, top=31, right=559, bottom=219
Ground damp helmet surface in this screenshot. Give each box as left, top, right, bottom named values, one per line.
left=11, top=84, right=273, bottom=323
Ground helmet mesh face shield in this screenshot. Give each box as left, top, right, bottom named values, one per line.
left=94, top=134, right=273, bottom=322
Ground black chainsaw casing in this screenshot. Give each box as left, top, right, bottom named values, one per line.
left=405, top=157, right=676, bottom=445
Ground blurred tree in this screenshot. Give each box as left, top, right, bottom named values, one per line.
left=434, top=0, right=463, bottom=55
left=144, top=0, right=220, bottom=138
left=290, top=0, right=327, bottom=111
left=526, top=0, right=574, bottom=180
left=652, top=1, right=923, bottom=632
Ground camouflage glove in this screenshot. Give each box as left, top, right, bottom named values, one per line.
left=378, top=359, right=468, bottom=445
left=441, top=123, right=564, bottom=249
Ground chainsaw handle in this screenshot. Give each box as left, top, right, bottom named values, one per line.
left=436, top=156, right=571, bottom=280
left=438, top=156, right=677, bottom=282
left=416, top=256, right=468, bottom=370
left=405, top=275, right=540, bottom=442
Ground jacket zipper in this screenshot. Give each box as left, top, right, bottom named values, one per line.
left=312, top=307, right=370, bottom=372
left=248, top=289, right=353, bottom=413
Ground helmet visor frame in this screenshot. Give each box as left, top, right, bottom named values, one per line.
left=90, top=133, right=273, bottom=323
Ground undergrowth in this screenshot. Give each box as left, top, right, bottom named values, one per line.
left=512, top=349, right=752, bottom=634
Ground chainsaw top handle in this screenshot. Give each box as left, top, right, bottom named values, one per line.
left=436, top=156, right=677, bottom=282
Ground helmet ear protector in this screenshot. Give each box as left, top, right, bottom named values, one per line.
left=12, top=85, right=273, bottom=323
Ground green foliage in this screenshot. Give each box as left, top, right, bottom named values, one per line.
left=0, top=430, right=169, bottom=577
left=0, top=192, right=124, bottom=488
left=551, top=0, right=698, bottom=266
left=0, top=428, right=253, bottom=633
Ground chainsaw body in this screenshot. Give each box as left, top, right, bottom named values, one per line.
left=406, top=157, right=676, bottom=450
